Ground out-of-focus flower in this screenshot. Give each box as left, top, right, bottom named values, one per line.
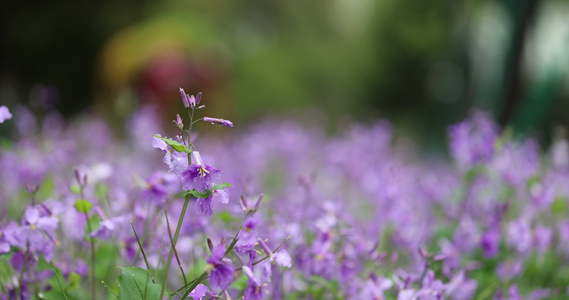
left=152, top=134, right=188, bottom=176
left=481, top=226, right=500, bottom=258
left=507, top=219, right=532, bottom=255
left=448, top=110, right=498, bottom=168
left=0, top=106, right=12, bottom=123
left=188, top=284, right=214, bottom=300
left=207, top=243, right=235, bottom=291
left=140, top=171, right=180, bottom=204
left=243, top=266, right=264, bottom=300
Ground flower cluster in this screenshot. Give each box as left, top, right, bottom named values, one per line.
left=1, top=92, right=569, bottom=300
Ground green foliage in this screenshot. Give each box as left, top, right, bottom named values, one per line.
left=117, top=267, right=161, bottom=300
left=230, top=273, right=248, bottom=291
left=153, top=135, right=192, bottom=154
left=70, top=185, right=81, bottom=195
left=96, top=243, right=120, bottom=280
left=551, top=197, right=568, bottom=216
left=303, top=276, right=340, bottom=300
left=215, top=211, right=241, bottom=224
left=74, top=199, right=92, bottom=214
left=185, top=182, right=233, bottom=199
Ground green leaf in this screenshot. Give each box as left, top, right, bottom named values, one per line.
left=74, top=199, right=92, bottom=214
left=153, top=135, right=192, bottom=154
left=186, top=189, right=213, bottom=199
left=184, top=182, right=233, bottom=199
left=70, top=185, right=81, bottom=195
left=84, top=215, right=102, bottom=242
left=117, top=266, right=161, bottom=300
left=212, top=182, right=233, bottom=190
left=67, top=272, right=81, bottom=290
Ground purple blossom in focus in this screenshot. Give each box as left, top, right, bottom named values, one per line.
left=181, top=152, right=221, bottom=193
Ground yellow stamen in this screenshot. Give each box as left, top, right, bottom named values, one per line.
left=30, top=224, right=37, bottom=230
left=198, top=166, right=210, bottom=177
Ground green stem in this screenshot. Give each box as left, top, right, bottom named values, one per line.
left=159, top=195, right=191, bottom=299
left=50, top=261, right=69, bottom=300
left=179, top=271, right=209, bottom=299
left=15, top=243, right=30, bottom=300
left=164, top=206, right=188, bottom=290
left=84, top=210, right=96, bottom=300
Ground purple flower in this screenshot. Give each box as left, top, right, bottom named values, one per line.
left=497, top=260, right=522, bottom=281
left=203, top=117, right=233, bottom=128
left=181, top=151, right=221, bottom=192
left=242, top=266, right=264, bottom=300
left=448, top=110, right=498, bottom=168
left=180, top=88, right=190, bottom=108
left=188, top=284, right=214, bottom=300
left=444, top=271, right=477, bottom=300
left=152, top=135, right=189, bottom=176
left=9, top=206, right=58, bottom=259
left=0, top=106, right=12, bottom=123
left=235, top=217, right=261, bottom=255
left=480, top=227, right=500, bottom=258
left=506, top=219, right=532, bottom=255
left=0, top=222, right=17, bottom=254
left=140, top=171, right=179, bottom=204
left=207, top=243, right=235, bottom=290
left=533, top=224, right=553, bottom=255
left=358, top=274, right=393, bottom=299
left=196, top=189, right=229, bottom=216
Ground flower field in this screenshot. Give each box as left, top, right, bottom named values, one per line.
left=1, top=91, right=569, bottom=299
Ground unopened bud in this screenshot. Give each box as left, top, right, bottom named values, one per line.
left=179, top=88, right=190, bottom=108
left=196, top=92, right=202, bottom=105
left=257, top=237, right=273, bottom=259
left=196, top=105, right=206, bottom=110
left=253, top=193, right=264, bottom=211
left=203, top=117, right=233, bottom=128
left=207, top=238, right=214, bottom=253
left=239, top=195, right=248, bottom=213
left=26, top=184, right=39, bottom=195
left=188, top=94, right=196, bottom=107
left=175, top=114, right=183, bottom=129
left=191, top=151, right=204, bottom=166
left=74, top=168, right=87, bottom=187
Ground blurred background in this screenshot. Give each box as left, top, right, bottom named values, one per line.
left=1, top=0, right=569, bottom=152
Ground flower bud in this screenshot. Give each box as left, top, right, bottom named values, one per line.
left=196, top=92, right=202, bottom=105
left=239, top=195, right=248, bottom=213
left=203, top=117, right=233, bottom=128
left=253, top=193, right=264, bottom=211
left=176, top=114, right=183, bottom=129
left=207, top=238, right=214, bottom=253
left=179, top=88, right=190, bottom=108
left=191, top=151, right=204, bottom=166
left=257, top=237, right=273, bottom=259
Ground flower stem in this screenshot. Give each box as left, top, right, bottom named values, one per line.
left=49, top=260, right=69, bottom=300
left=159, top=194, right=191, bottom=299
left=83, top=210, right=96, bottom=300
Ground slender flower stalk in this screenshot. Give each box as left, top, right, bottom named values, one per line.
left=159, top=195, right=191, bottom=299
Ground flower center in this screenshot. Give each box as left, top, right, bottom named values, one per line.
left=198, top=166, right=210, bottom=178
left=30, top=224, right=37, bottom=230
